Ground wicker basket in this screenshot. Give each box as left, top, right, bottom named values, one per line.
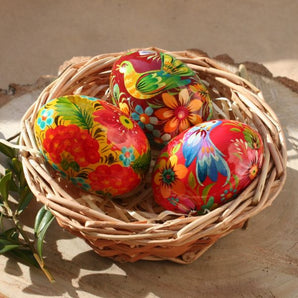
left=19, top=48, right=287, bottom=264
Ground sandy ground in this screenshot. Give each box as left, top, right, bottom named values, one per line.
left=0, top=0, right=297, bottom=90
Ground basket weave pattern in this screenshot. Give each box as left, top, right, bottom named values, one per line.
left=19, top=48, right=287, bottom=264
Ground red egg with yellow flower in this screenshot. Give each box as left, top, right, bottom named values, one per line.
left=34, top=95, right=151, bottom=197
left=110, top=50, right=213, bottom=147
left=152, top=120, right=264, bottom=214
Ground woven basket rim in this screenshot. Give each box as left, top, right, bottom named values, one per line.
left=18, top=47, right=287, bottom=264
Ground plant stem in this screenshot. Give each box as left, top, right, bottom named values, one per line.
left=12, top=214, right=55, bottom=283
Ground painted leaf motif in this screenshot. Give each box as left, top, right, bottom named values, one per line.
left=131, top=150, right=151, bottom=175
left=201, top=183, right=215, bottom=204
left=198, top=196, right=215, bottom=215
left=172, top=143, right=181, bottom=154
left=230, top=128, right=241, bottom=132
left=188, top=172, right=196, bottom=189
left=55, top=96, right=94, bottom=130
left=243, top=128, right=261, bottom=149
left=233, top=174, right=240, bottom=188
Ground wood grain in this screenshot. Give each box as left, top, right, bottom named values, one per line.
left=0, top=64, right=297, bottom=298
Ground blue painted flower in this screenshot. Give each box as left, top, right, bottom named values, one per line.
left=131, top=105, right=158, bottom=131
left=70, top=177, right=91, bottom=191
left=119, top=147, right=135, bottom=167
left=37, top=109, right=54, bottom=130
left=183, top=120, right=230, bottom=185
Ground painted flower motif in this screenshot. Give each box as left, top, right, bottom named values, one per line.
left=119, top=102, right=130, bottom=115
left=220, top=187, right=237, bottom=202
left=150, top=129, right=171, bottom=145
left=190, top=83, right=213, bottom=120
left=248, top=163, right=259, bottom=180
left=119, top=147, right=135, bottom=167
left=93, top=102, right=139, bottom=145
left=131, top=105, right=158, bottom=131
left=88, top=164, right=140, bottom=196
left=182, top=121, right=230, bottom=185
left=37, top=109, right=54, bottom=130
left=167, top=194, right=196, bottom=214
left=189, top=82, right=209, bottom=100
left=153, top=157, right=188, bottom=198
left=155, top=88, right=203, bottom=134
left=43, top=124, right=100, bottom=167
left=70, top=177, right=91, bottom=191
left=243, top=126, right=261, bottom=149
left=228, top=138, right=263, bottom=187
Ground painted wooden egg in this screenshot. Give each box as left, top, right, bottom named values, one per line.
left=110, top=50, right=213, bottom=147
left=152, top=119, right=264, bottom=214
left=34, top=95, right=151, bottom=197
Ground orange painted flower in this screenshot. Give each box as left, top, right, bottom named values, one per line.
left=153, top=156, right=188, bottom=198
left=155, top=88, right=203, bottom=134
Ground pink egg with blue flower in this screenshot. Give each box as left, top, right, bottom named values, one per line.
left=152, top=119, right=264, bottom=214
left=110, top=50, right=213, bottom=147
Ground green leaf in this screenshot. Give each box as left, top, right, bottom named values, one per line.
left=0, top=229, right=22, bottom=254
left=0, top=171, right=12, bottom=203
left=11, top=158, right=22, bottom=175
left=34, top=207, right=47, bottom=232
left=17, top=186, right=33, bottom=213
left=0, top=241, right=19, bottom=253
left=11, top=158, right=27, bottom=189
left=8, top=178, right=19, bottom=193
left=34, top=207, right=54, bottom=259
left=2, top=228, right=19, bottom=241
left=0, top=142, right=16, bottom=158
left=8, top=247, right=39, bottom=268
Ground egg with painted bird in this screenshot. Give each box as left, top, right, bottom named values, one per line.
left=152, top=119, right=264, bottom=214
left=34, top=95, right=151, bottom=197
left=110, top=50, right=213, bottom=147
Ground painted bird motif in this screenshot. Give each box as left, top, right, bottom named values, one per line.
left=118, top=52, right=195, bottom=100
left=182, top=120, right=231, bottom=185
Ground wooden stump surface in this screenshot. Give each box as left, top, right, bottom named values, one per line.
left=0, top=59, right=297, bottom=298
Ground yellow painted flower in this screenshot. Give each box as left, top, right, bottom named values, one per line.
left=153, top=157, right=188, bottom=198
left=119, top=102, right=130, bottom=115
left=190, top=83, right=209, bottom=100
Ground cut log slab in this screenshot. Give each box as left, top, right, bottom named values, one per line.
left=0, top=57, right=297, bottom=298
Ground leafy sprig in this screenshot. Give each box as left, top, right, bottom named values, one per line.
left=0, top=139, right=55, bottom=283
